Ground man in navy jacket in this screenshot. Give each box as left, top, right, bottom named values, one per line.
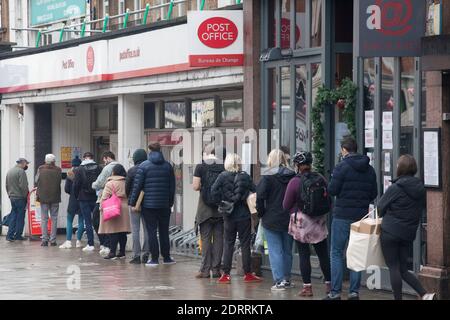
left=324, top=137, right=378, bottom=301
left=129, top=142, right=176, bottom=266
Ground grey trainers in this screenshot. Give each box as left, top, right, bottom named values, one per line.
left=348, top=292, right=360, bottom=300
left=323, top=293, right=341, bottom=300
left=422, top=293, right=437, bottom=300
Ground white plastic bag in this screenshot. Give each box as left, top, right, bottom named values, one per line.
left=254, top=222, right=265, bottom=252
left=346, top=209, right=386, bottom=272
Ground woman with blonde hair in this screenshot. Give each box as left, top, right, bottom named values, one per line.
left=211, top=153, right=261, bottom=284
left=256, top=149, right=296, bottom=291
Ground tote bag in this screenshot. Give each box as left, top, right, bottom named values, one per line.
left=101, top=185, right=122, bottom=222
left=346, top=209, right=386, bottom=272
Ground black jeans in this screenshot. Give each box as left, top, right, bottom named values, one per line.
left=92, top=203, right=110, bottom=247
left=199, top=218, right=224, bottom=274
left=380, top=231, right=427, bottom=300
left=142, top=207, right=171, bottom=261
left=297, top=238, right=331, bottom=284
left=223, top=218, right=252, bottom=274
left=109, top=232, right=127, bottom=256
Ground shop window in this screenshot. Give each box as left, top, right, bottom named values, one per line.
left=295, top=65, right=308, bottom=152
left=295, top=0, right=306, bottom=49
left=363, top=58, right=376, bottom=164
left=311, top=63, right=322, bottom=152
left=191, top=99, right=215, bottom=128
left=164, top=101, right=186, bottom=128
left=382, top=57, right=394, bottom=192
left=94, top=107, right=110, bottom=130
left=400, top=57, right=415, bottom=156
left=310, top=0, right=322, bottom=47
left=268, top=0, right=276, bottom=48
left=281, top=0, right=292, bottom=49
left=103, top=0, right=109, bottom=18
left=144, top=102, right=156, bottom=129
left=334, top=0, right=353, bottom=43
left=281, top=66, right=292, bottom=147
left=268, top=68, right=278, bottom=149
left=111, top=105, right=118, bottom=131
left=220, top=98, right=243, bottom=123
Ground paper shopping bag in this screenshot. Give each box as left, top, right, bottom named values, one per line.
left=346, top=209, right=386, bottom=272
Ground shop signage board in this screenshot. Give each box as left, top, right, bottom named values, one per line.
left=28, top=189, right=52, bottom=236
left=188, top=11, right=243, bottom=67
left=30, top=0, right=86, bottom=27
left=358, top=0, right=426, bottom=57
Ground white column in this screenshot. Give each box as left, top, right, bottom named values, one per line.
left=117, top=94, right=144, bottom=170
left=21, top=104, right=35, bottom=186
left=1, top=104, right=21, bottom=231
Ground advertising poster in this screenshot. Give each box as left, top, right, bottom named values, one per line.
left=382, top=131, right=393, bottom=150
left=383, top=176, right=392, bottom=193
left=365, top=110, right=375, bottom=129
left=28, top=189, right=51, bottom=236
left=382, top=112, right=393, bottom=130
left=423, top=130, right=440, bottom=187
left=365, top=129, right=375, bottom=148
left=61, top=147, right=72, bottom=169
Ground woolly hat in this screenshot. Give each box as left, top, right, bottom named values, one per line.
left=71, top=156, right=82, bottom=167
left=132, top=149, right=148, bottom=165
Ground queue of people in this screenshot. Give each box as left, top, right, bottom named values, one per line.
left=3, top=136, right=437, bottom=300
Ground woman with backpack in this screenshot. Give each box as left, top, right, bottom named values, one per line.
left=256, top=149, right=295, bottom=291
left=283, top=151, right=331, bottom=297
left=99, top=164, right=131, bottom=260
left=378, top=155, right=436, bottom=300
left=211, top=153, right=262, bottom=284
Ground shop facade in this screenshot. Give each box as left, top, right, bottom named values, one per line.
left=0, top=8, right=244, bottom=233
left=256, top=0, right=449, bottom=297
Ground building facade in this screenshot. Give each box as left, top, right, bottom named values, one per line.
left=0, top=0, right=449, bottom=298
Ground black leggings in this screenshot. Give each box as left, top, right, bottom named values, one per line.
left=380, top=231, right=426, bottom=300
left=297, top=239, right=331, bottom=284
left=109, top=232, right=127, bottom=255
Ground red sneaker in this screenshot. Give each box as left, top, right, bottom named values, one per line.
left=218, top=274, right=231, bottom=284
left=243, top=273, right=262, bottom=283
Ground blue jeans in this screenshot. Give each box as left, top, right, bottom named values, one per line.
left=330, top=218, right=361, bottom=295
left=264, top=227, right=293, bottom=283
left=79, top=200, right=96, bottom=246
left=66, top=212, right=85, bottom=241
left=7, top=198, right=27, bottom=239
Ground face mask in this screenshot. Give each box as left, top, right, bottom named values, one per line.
left=24, top=165, right=28, bottom=171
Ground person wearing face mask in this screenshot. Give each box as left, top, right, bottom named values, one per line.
left=5, top=158, right=30, bottom=242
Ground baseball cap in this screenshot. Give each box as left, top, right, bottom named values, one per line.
left=16, top=158, right=30, bottom=164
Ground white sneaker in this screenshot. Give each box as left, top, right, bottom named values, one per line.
left=59, top=240, right=72, bottom=249
left=82, top=245, right=95, bottom=252
left=76, top=240, right=82, bottom=248
left=99, top=247, right=110, bottom=257
left=422, top=293, right=437, bottom=300
left=99, top=245, right=105, bottom=253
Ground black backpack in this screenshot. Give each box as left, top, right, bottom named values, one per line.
left=297, top=172, right=331, bottom=217
left=80, top=164, right=101, bottom=195
left=200, top=165, right=223, bottom=207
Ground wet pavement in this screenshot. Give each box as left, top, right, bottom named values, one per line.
left=0, top=235, right=404, bottom=300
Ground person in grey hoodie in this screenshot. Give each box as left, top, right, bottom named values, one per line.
left=92, top=151, right=119, bottom=256
left=5, top=158, right=30, bottom=242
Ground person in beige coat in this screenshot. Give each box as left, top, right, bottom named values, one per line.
left=99, top=164, right=131, bottom=260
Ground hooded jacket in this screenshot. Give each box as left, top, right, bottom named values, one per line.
left=378, top=175, right=426, bottom=242
left=125, top=158, right=146, bottom=197
left=256, top=166, right=295, bottom=232
left=211, top=170, right=256, bottom=221
left=328, top=153, right=378, bottom=221
left=73, top=159, right=101, bottom=202
left=64, top=168, right=80, bottom=214
left=128, top=151, right=175, bottom=209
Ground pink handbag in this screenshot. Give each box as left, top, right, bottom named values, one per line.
left=101, top=185, right=121, bottom=222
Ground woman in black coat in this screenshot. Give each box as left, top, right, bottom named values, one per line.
left=211, top=153, right=261, bottom=284
left=378, top=155, right=435, bottom=300
left=59, top=157, right=84, bottom=249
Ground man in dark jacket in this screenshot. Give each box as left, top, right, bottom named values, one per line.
left=5, top=158, right=30, bottom=242
left=36, top=154, right=62, bottom=247
left=129, top=142, right=176, bottom=266
left=126, top=148, right=150, bottom=264
left=73, top=152, right=101, bottom=252
left=324, top=137, right=377, bottom=301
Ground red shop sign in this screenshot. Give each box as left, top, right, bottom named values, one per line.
left=197, top=17, right=238, bottom=49
left=278, top=18, right=301, bottom=48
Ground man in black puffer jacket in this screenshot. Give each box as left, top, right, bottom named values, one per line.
left=129, top=143, right=176, bottom=266
left=324, top=137, right=378, bottom=301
